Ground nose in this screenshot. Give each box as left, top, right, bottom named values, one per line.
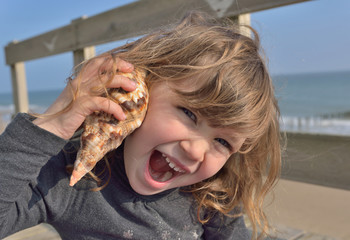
left=179, top=138, right=208, bottom=162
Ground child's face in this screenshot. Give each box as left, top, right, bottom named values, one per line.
left=123, top=80, right=246, bottom=195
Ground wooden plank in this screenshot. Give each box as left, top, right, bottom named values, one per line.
left=281, top=132, right=350, bottom=191
left=5, top=25, right=74, bottom=65
left=5, top=0, right=310, bottom=65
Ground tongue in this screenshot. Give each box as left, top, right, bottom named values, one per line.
left=150, top=151, right=172, bottom=172
left=149, top=151, right=174, bottom=182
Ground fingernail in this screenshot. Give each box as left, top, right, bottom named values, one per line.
left=126, top=62, right=133, bottom=70
left=121, top=112, right=127, bottom=120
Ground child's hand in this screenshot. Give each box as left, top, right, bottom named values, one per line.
left=33, top=58, right=136, bottom=140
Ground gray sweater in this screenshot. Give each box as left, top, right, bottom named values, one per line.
left=0, top=113, right=249, bottom=240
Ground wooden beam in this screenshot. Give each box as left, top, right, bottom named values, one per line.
left=5, top=0, right=310, bottom=65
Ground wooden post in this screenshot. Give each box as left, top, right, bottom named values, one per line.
left=73, top=47, right=96, bottom=68
left=229, top=13, right=251, bottom=37
left=11, top=62, right=29, bottom=113
left=238, top=13, right=251, bottom=37
left=72, top=16, right=96, bottom=68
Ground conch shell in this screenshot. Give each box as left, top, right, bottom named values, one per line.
left=70, top=68, right=148, bottom=186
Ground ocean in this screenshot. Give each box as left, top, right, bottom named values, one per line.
left=1, top=70, right=350, bottom=136
left=273, top=71, right=350, bottom=136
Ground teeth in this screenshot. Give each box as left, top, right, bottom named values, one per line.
left=161, top=153, right=185, bottom=173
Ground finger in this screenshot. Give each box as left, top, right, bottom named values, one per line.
left=88, top=97, right=127, bottom=121
left=107, top=75, right=137, bottom=92
left=100, top=98, right=127, bottom=121
left=115, top=58, right=134, bottom=72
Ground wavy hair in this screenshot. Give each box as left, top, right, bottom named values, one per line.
left=68, top=11, right=282, bottom=239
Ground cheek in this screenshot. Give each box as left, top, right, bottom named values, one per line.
left=196, top=157, right=228, bottom=181
left=141, top=113, right=185, bottom=142
left=124, top=113, right=174, bottom=153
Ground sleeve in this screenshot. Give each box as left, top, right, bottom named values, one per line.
left=0, top=113, right=69, bottom=238
left=203, top=208, right=250, bottom=240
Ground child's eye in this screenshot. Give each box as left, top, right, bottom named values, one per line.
left=180, top=107, right=197, bottom=123
left=215, top=138, right=232, bottom=151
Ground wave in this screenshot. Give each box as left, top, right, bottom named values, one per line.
left=0, top=104, right=47, bottom=124
left=281, top=115, right=350, bottom=136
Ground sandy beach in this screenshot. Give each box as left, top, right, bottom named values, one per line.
left=265, top=179, right=350, bottom=240
left=265, top=132, right=350, bottom=240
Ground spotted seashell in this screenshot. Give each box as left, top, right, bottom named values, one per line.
left=70, top=68, right=148, bottom=186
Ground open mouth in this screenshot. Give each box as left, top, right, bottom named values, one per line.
left=149, top=150, right=185, bottom=182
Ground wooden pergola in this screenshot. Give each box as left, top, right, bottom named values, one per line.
left=5, top=0, right=309, bottom=114
left=9, top=0, right=350, bottom=193
left=4, top=4, right=350, bottom=237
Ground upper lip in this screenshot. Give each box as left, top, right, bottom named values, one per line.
left=160, top=152, right=189, bottom=173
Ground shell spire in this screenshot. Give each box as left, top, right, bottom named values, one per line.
left=70, top=68, right=148, bottom=186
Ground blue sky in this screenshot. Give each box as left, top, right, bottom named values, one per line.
left=1, top=0, right=349, bottom=93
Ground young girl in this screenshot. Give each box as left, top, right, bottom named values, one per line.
left=0, top=12, right=281, bottom=239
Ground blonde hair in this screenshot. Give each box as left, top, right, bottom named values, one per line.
left=69, top=11, right=282, bottom=239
